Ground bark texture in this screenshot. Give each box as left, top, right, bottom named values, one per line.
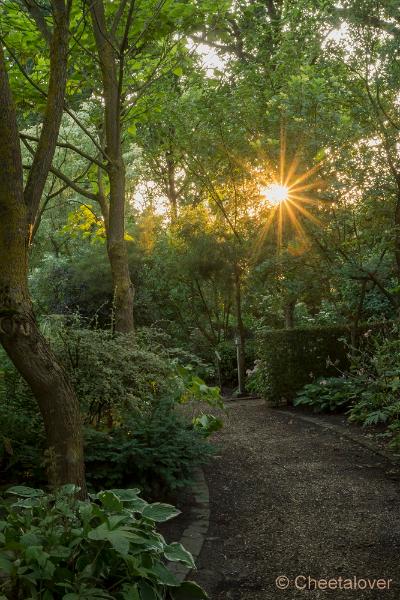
left=284, top=299, right=296, bottom=329
left=0, top=11, right=86, bottom=493
left=234, top=262, right=246, bottom=394
left=89, top=0, right=135, bottom=333
left=394, top=179, right=400, bottom=285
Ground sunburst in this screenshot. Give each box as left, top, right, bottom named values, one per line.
left=260, top=183, right=289, bottom=205
left=255, top=139, right=325, bottom=257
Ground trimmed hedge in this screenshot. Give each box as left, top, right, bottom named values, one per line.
left=254, top=325, right=351, bottom=404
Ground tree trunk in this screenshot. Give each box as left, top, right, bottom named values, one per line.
left=234, top=262, right=246, bottom=394
left=284, top=299, right=296, bottom=329
left=89, top=0, right=135, bottom=334
left=166, top=148, right=178, bottom=221
left=1, top=322, right=86, bottom=492
left=394, top=179, right=400, bottom=285
left=0, top=43, right=86, bottom=493
left=351, top=280, right=366, bottom=348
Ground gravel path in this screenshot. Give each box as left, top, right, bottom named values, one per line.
left=191, top=399, right=400, bottom=599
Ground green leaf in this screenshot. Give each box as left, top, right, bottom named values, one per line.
left=142, top=503, right=180, bottom=522
left=173, top=66, right=183, bottom=77
left=6, top=486, right=44, bottom=497
left=12, top=497, right=42, bottom=508
left=25, top=545, right=50, bottom=567
left=314, top=148, right=326, bottom=161
left=109, top=488, right=141, bottom=501
left=146, top=562, right=179, bottom=586
left=139, top=581, right=158, bottom=600
left=88, top=523, right=130, bottom=555
left=98, top=491, right=123, bottom=512
left=20, top=532, right=41, bottom=546
left=164, top=542, right=195, bottom=568
left=171, top=581, right=209, bottom=599
left=0, top=556, right=13, bottom=575
left=59, top=484, right=79, bottom=496
left=122, top=584, right=140, bottom=600
left=108, top=490, right=148, bottom=513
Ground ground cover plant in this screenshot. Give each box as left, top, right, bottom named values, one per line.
left=0, top=484, right=206, bottom=599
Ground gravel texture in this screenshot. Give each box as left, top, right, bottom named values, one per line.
left=190, top=399, right=400, bottom=599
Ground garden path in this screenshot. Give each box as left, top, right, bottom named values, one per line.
left=191, top=399, right=400, bottom=599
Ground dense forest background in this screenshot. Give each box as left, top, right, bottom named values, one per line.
left=0, top=1, right=400, bottom=596
left=1, top=0, right=400, bottom=481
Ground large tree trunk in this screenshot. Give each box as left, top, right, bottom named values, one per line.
left=1, top=323, right=86, bottom=492
left=0, top=42, right=86, bottom=493
left=89, top=0, right=135, bottom=334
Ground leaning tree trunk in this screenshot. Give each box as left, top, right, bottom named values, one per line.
left=1, top=320, right=86, bottom=492
left=89, top=0, right=134, bottom=334
left=0, top=38, right=86, bottom=494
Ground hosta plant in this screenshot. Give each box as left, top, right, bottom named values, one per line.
left=294, top=376, right=360, bottom=413
left=0, top=485, right=207, bottom=600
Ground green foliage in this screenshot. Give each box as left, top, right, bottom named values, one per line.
left=53, top=325, right=174, bottom=426
left=192, top=414, right=223, bottom=437
left=293, top=324, right=400, bottom=451
left=0, top=357, right=45, bottom=484
left=252, top=326, right=350, bottom=404
left=0, top=327, right=220, bottom=495
left=294, top=377, right=360, bottom=413
left=0, top=484, right=207, bottom=599
left=85, top=399, right=214, bottom=497
left=345, top=326, right=400, bottom=434
left=175, top=365, right=222, bottom=408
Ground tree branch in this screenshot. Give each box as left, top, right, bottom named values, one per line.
left=24, top=0, right=71, bottom=230
left=22, top=0, right=52, bottom=44
left=20, top=132, right=106, bottom=170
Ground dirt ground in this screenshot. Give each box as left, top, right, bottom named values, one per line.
left=189, top=399, right=400, bottom=599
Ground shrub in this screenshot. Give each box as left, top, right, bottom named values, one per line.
left=252, top=325, right=350, bottom=404
left=0, top=328, right=221, bottom=494
left=294, top=377, right=361, bottom=413
left=52, top=325, right=174, bottom=426
left=345, top=325, right=400, bottom=431
left=0, top=484, right=207, bottom=599
left=292, top=323, right=400, bottom=451
left=0, top=357, right=46, bottom=485
left=85, top=398, right=215, bottom=497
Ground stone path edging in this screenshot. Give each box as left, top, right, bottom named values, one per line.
left=167, top=467, right=210, bottom=582
left=277, top=409, right=400, bottom=466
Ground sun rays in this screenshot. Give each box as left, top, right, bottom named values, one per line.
left=260, top=183, right=289, bottom=205
left=254, top=148, right=325, bottom=258
left=254, top=131, right=324, bottom=255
